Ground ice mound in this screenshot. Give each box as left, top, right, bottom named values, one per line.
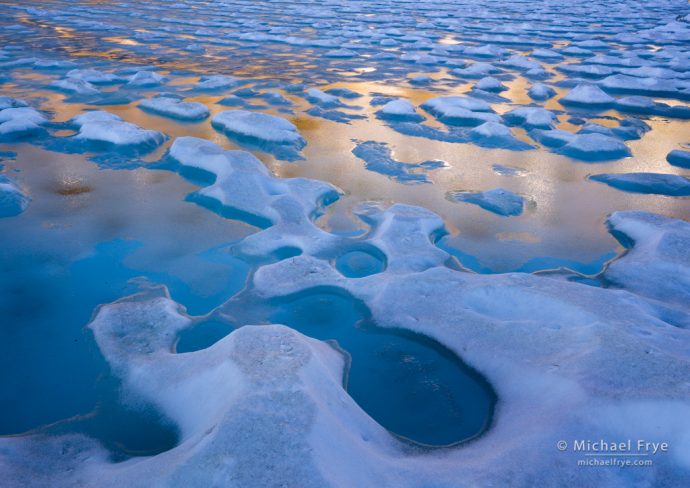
left=72, top=110, right=166, bottom=148
left=590, top=173, right=690, bottom=196
left=470, top=122, right=533, bottom=150
left=168, top=137, right=337, bottom=227
left=324, top=87, right=361, bottom=99
left=305, top=107, right=365, bottom=124
left=139, top=97, right=210, bottom=121
left=560, top=84, right=615, bottom=107
left=667, top=149, right=690, bottom=169
left=422, top=95, right=492, bottom=115
left=504, top=107, right=557, bottom=129
left=0, top=106, right=47, bottom=139
left=196, top=75, right=241, bottom=91
left=66, top=68, right=122, bottom=84
left=51, top=77, right=100, bottom=95
left=421, top=96, right=499, bottom=127
left=615, top=96, right=690, bottom=118
left=0, top=175, right=30, bottom=217
left=474, top=77, right=507, bottom=92
left=325, top=48, right=357, bottom=58
left=0, top=96, right=27, bottom=110
left=211, top=110, right=306, bottom=160
left=451, top=62, right=499, bottom=78
left=127, top=71, right=166, bottom=87
left=375, top=99, right=424, bottom=122
left=605, top=212, right=690, bottom=310
left=351, top=140, right=445, bottom=184
left=305, top=88, right=343, bottom=108
left=260, top=90, right=292, bottom=106
left=449, top=188, right=525, bottom=216
left=600, top=74, right=686, bottom=97
left=557, top=133, right=631, bottom=161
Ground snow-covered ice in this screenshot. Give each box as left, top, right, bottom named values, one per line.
left=211, top=110, right=306, bottom=160
left=139, top=97, right=210, bottom=121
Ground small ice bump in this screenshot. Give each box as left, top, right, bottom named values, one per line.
left=196, top=75, right=241, bottom=91
left=139, top=97, right=210, bottom=121
left=422, top=96, right=493, bottom=115
left=590, top=173, right=690, bottom=196
left=560, top=84, right=615, bottom=107
left=127, top=71, right=166, bottom=87
left=51, top=77, right=100, bottom=95
left=0, top=106, right=48, bottom=138
left=474, top=77, right=507, bottom=92
left=0, top=96, right=28, bottom=110
left=305, top=88, right=342, bottom=108
left=558, top=133, right=630, bottom=161
left=667, top=150, right=690, bottom=169
left=528, top=83, right=556, bottom=101
left=470, top=122, right=533, bottom=150
left=212, top=110, right=305, bottom=147
left=0, top=175, right=30, bottom=217
left=66, top=68, right=123, bottom=84
left=449, top=187, right=525, bottom=216
left=352, top=140, right=445, bottom=184
left=72, top=110, right=165, bottom=147
left=325, top=48, right=358, bottom=58
left=504, top=107, right=557, bottom=129
left=375, top=99, right=424, bottom=122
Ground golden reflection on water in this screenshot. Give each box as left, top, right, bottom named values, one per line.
left=1, top=15, right=688, bottom=271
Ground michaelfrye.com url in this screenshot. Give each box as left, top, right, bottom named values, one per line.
left=556, top=439, right=668, bottom=469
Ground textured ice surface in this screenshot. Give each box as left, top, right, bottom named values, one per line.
left=127, top=71, right=166, bottom=87
left=352, top=140, right=445, bottom=184
left=1, top=0, right=690, bottom=485
left=72, top=111, right=166, bottom=148
left=139, top=97, right=210, bottom=121
left=0, top=175, right=30, bottom=217
left=590, top=172, right=690, bottom=196
left=470, top=122, right=533, bottom=150
left=667, top=149, right=690, bottom=168
left=449, top=188, right=525, bottom=216
left=168, top=137, right=337, bottom=227
left=375, top=99, right=424, bottom=122
left=0, top=106, right=47, bottom=139
left=560, top=84, right=616, bottom=107
left=558, top=133, right=631, bottom=161
left=211, top=110, right=306, bottom=160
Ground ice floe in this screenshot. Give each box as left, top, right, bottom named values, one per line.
left=351, top=140, right=445, bottom=184
left=139, top=97, right=210, bottom=121
left=590, top=172, right=690, bottom=196
left=71, top=110, right=166, bottom=148
left=211, top=110, right=306, bottom=160
left=449, top=188, right=525, bottom=216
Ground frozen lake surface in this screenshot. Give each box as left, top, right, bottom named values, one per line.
left=0, top=0, right=689, bottom=486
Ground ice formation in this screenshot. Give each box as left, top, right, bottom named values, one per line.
left=590, top=172, right=690, bottom=196
left=1, top=0, right=689, bottom=486
left=211, top=110, right=306, bottom=160
left=0, top=175, right=30, bottom=217
left=72, top=111, right=166, bottom=148
left=139, top=97, right=210, bottom=121
left=449, top=188, right=525, bottom=216
left=352, top=140, right=445, bottom=184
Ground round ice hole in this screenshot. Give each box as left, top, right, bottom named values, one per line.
left=335, top=248, right=386, bottom=278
